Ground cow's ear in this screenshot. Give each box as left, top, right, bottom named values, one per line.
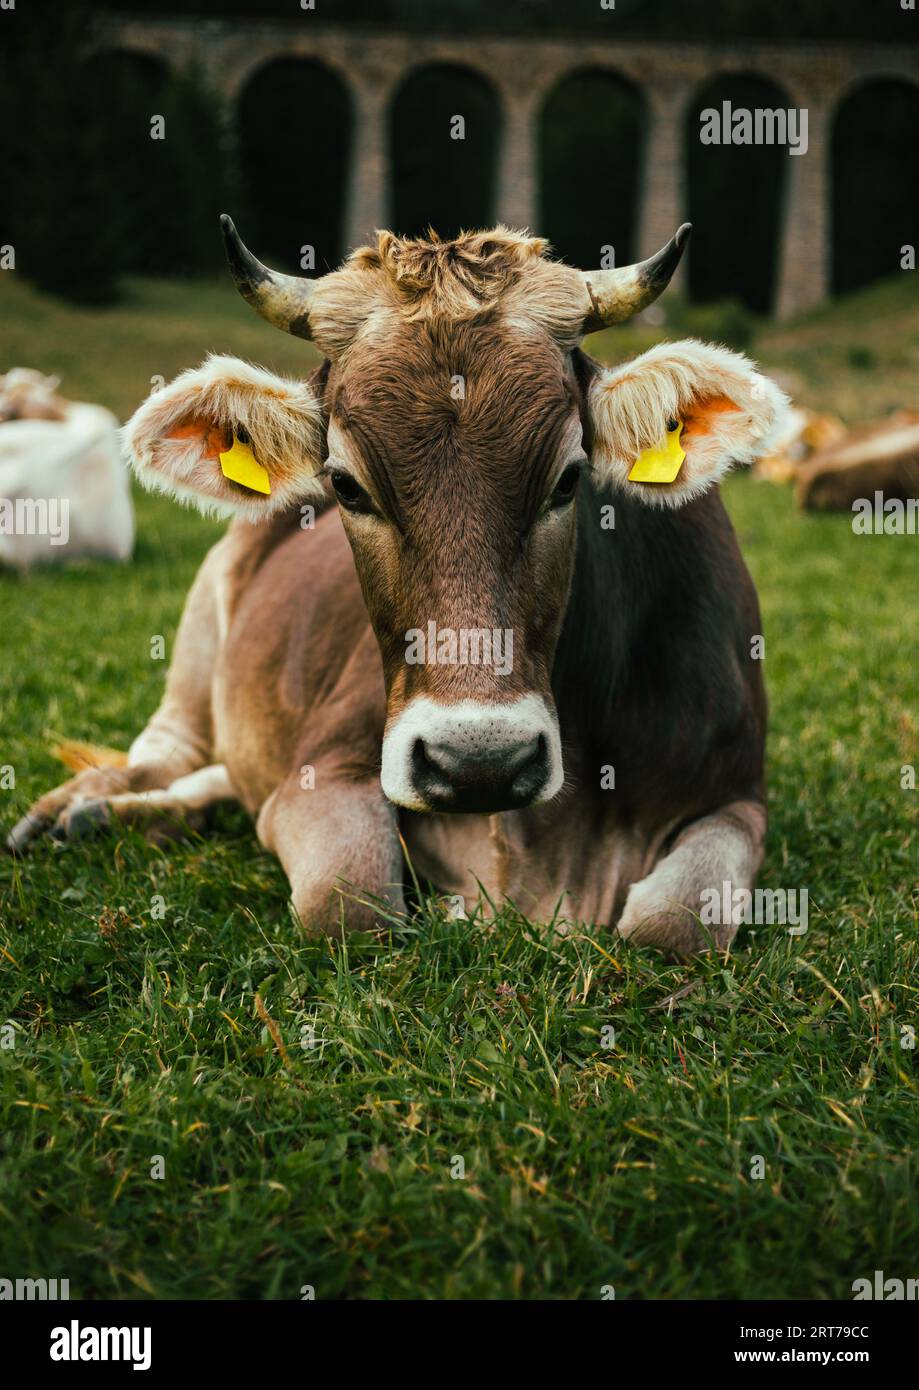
left=122, top=355, right=325, bottom=519
left=587, top=340, right=790, bottom=508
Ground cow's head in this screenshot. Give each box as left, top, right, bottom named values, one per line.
left=125, top=218, right=788, bottom=814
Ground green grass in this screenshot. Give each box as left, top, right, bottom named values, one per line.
left=0, top=273, right=917, bottom=1300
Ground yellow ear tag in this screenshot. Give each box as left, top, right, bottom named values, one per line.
left=628, top=421, right=685, bottom=484
left=218, top=434, right=271, bottom=495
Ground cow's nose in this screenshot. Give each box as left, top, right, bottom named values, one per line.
left=411, top=732, right=549, bottom=813
left=381, top=695, right=564, bottom=812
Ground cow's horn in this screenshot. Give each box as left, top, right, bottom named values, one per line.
left=580, top=223, right=691, bottom=332
left=219, top=214, right=315, bottom=340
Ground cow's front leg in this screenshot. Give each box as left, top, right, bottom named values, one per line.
left=616, top=799, right=766, bottom=955
left=256, top=770, right=405, bottom=937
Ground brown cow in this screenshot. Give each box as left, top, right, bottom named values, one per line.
left=796, top=413, right=919, bottom=513
left=7, top=219, right=790, bottom=954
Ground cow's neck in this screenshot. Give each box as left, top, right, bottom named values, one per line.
left=551, top=476, right=761, bottom=828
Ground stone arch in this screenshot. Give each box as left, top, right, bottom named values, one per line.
left=237, top=58, right=353, bottom=273
left=538, top=68, right=646, bottom=270
left=831, top=77, right=919, bottom=294
left=685, top=72, right=792, bottom=314
left=84, top=46, right=169, bottom=92
left=389, top=63, right=501, bottom=238
left=222, top=45, right=355, bottom=107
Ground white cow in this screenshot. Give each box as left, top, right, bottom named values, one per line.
left=0, top=370, right=134, bottom=569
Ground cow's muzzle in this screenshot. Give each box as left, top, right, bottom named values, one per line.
left=380, top=695, right=564, bottom=813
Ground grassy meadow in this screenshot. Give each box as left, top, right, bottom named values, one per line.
left=0, top=270, right=917, bottom=1299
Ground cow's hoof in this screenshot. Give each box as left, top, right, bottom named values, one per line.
left=5, top=812, right=50, bottom=855
left=617, top=885, right=735, bottom=957
left=51, top=799, right=111, bottom=843
left=618, top=909, right=706, bottom=956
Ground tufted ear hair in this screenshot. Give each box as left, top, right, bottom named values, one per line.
left=122, top=354, right=326, bottom=520
left=587, top=339, right=791, bottom=508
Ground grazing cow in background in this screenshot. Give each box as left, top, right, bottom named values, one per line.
left=8, top=218, right=790, bottom=954
left=0, top=369, right=134, bottom=570
left=752, top=404, right=846, bottom=484
left=796, top=412, right=919, bottom=513
left=0, top=369, right=68, bottom=422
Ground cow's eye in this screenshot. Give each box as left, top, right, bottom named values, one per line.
left=329, top=469, right=373, bottom=514
left=548, top=462, right=582, bottom=510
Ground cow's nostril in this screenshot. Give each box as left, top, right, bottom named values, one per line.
left=411, top=736, right=452, bottom=788
left=410, top=730, right=550, bottom=813
left=516, top=733, right=546, bottom=775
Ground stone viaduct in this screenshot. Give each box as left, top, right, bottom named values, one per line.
left=104, top=16, right=919, bottom=318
